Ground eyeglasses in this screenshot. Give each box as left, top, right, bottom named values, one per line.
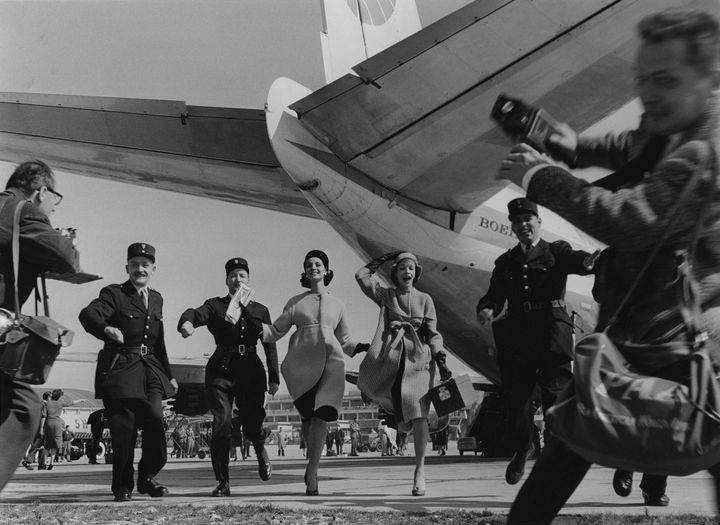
left=46, top=187, right=63, bottom=205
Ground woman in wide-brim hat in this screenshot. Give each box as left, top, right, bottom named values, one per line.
left=258, top=250, right=362, bottom=496
left=355, top=251, right=452, bottom=496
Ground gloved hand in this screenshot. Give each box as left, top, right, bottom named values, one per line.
left=364, top=250, right=404, bottom=273
left=434, top=351, right=452, bottom=381
left=584, top=249, right=603, bottom=272
left=352, top=342, right=370, bottom=357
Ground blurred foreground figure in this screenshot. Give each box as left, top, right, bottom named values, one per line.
left=499, top=9, right=720, bottom=523
left=0, top=161, right=78, bottom=494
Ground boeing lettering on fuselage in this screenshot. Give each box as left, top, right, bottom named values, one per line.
left=476, top=215, right=515, bottom=239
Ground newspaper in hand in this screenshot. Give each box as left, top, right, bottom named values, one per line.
left=224, top=283, right=256, bottom=325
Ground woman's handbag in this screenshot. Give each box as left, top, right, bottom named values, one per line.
left=546, top=147, right=720, bottom=476
left=0, top=200, right=74, bottom=384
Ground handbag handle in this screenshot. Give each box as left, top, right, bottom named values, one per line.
left=607, top=144, right=716, bottom=338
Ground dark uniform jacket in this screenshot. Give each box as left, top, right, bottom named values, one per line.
left=79, top=280, right=175, bottom=400
left=0, top=188, right=78, bottom=310
left=177, top=296, right=279, bottom=393
left=477, top=239, right=591, bottom=360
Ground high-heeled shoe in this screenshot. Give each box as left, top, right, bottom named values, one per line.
left=411, top=467, right=425, bottom=496
left=304, top=473, right=319, bottom=496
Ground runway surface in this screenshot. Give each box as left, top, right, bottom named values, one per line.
left=1, top=445, right=716, bottom=518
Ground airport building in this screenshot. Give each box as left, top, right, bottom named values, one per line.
left=264, top=385, right=469, bottom=442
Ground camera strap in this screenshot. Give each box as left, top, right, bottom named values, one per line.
left=10, top=199, right=31, bottom=318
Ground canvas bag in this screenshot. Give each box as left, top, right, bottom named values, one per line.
left=0, top=199, right=74, bottom=384
left=546, top=147, right=720, bottom=476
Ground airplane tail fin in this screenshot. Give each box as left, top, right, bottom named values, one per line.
left=320, top=0, right=421, bottom=84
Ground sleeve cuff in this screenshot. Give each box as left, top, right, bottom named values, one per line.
left=522, top=164, right=553, bottom=190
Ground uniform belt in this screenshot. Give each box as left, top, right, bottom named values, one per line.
left=112, top=344, right=153, bottom=356
left=511, top=300, right=566, bottom=314
left=216, top=344, right=256, bottom=356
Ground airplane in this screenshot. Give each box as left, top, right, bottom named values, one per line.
left=0, top=0, right=712, bottom=393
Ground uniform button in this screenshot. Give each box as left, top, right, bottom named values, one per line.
left=523, top=275, right=527, bottom=279
left=524, top=286, right=529, bottom=290
left=523, top=264, right=528, bottom=268
left=146, top=325, right=150, bottom=329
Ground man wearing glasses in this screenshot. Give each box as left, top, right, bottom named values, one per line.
left=0, top=160, right=79, bottom=494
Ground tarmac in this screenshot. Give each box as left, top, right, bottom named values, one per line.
left=1, top=442, right=717, bottom=519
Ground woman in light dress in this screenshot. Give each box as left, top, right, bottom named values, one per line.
left=259, top=250, right=362, bottom=496
left=355, top=251, right=451, bottom=496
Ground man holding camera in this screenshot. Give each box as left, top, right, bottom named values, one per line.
left=79, top=243, right=177, bottom=502
left=178, top=257, right=279, bottom=497
left=0, top=160, right=79, bottom=493
left=499, top=8, right=720, bottom=521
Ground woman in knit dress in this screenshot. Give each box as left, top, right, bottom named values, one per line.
left=260, top=250, right=361, bottom=496
left=355, top=251, right=452, bottom=496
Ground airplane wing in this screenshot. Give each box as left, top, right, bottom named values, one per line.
left=290, top=0, right=713, bottom=213
left=0, top=92, right=318, bottom=218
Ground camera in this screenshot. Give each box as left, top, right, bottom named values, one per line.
left=491, top=94, right=559, bottom=153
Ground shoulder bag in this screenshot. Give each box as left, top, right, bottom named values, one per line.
left=0, top=199, right=74, bottom=384
left=546, top=146, right=720, bottom=476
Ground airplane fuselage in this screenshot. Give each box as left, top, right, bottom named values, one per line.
left=267, top=77, right=600, bottom=383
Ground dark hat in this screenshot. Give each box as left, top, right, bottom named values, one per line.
left=300, top=250, right=333, bottom=288
left=225, top=257, right=250, bottom=275
left=303, top=249, right=329, bottom=270
left=127, top=242, right=156, bottom=262
left=507, top=198, right=538, bottom=217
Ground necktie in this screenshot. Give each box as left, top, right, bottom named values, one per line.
left=139, top=288, right=148, bottom=309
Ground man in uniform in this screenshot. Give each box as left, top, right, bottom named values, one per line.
left=476, top=197, right=594, bottom=485
left=178, top=257, right=279, bottom=497
left=0, top=160, right=79, bottom=493
left=79, top=243, right=177, bottom=502
left=87, top=408, right=106, bottom=464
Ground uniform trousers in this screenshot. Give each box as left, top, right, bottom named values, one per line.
left=208, top=386, right=265, bottom=483
left=0, top=373, right=41, bottom=492
left=506, top=437, right=720, bottom=524
left=499, top=349, right=571, bottom=454
left=104, top=368, right=166, bottom=494
left=614, top=469, right=667, bottom=497
left=90, top=425, right=104, bottom=462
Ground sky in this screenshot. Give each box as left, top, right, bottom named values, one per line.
left=0, top=0, right=475, bottom=393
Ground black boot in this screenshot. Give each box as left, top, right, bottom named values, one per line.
left=253, top=434, right=272, bottom=481
left=211, top=481, right=231, bottom=497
